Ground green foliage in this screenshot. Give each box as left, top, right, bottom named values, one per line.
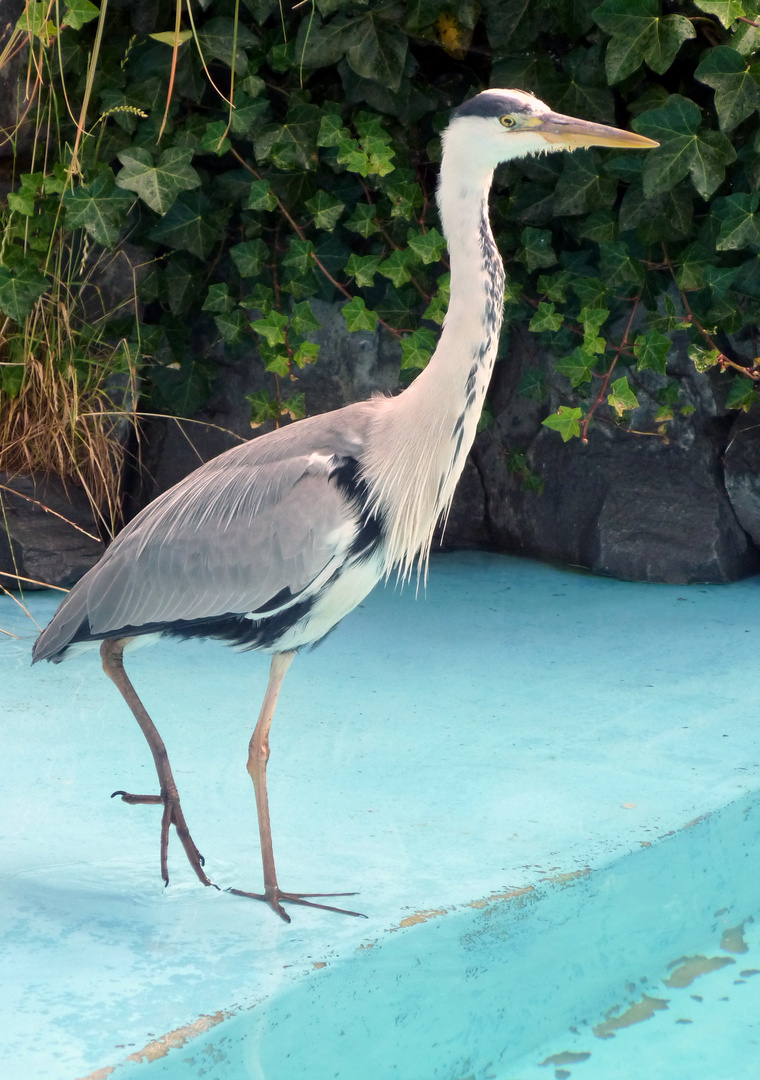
left=3, top=0, right=760, bottom=450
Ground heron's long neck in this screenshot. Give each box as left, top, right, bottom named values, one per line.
left=363, top=154, right=505, bottom=579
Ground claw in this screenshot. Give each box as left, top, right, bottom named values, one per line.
left=227, top=886, right=367, bottom=922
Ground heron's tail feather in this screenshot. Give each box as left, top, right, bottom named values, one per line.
left=32, top=583, right=90, bottom=664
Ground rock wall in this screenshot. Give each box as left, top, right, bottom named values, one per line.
left=3, top=300, right=760, bottom=590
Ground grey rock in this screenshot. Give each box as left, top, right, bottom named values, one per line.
left=0, top=474, right=105, bottom=590
left=724, top=404, right=760, bottom=547
left=470, top=326, right=760, bottom=583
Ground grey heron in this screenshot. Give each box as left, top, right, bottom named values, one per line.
left=32, top=90, right=656, bottom=921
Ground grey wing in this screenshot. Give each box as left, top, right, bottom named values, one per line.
left=33, top=436, right=367, bottom=662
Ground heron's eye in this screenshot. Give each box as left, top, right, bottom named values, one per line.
left=500, top=115, right=516, bottom=129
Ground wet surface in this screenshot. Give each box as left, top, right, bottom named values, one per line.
left=3, top=552, right=760, bottom=1079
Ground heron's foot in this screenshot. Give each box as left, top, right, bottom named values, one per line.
left=227, top=886, right=366, bottom=923
left=111, top=790, right=164, bottom=806
left=110, top=789, right=218, bottom=892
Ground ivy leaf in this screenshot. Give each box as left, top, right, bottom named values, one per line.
left=149, top=193, right=226, bottom=258
left=202, top=282, right=235, bottom=313
left=518, top=368, right=548, bottom=401
left=608, top=376, right=640, bottom=415
left=406, top=227, right=446, bottom=265
left=289, top=300, right=322, bottom=335
left=282, top=238, right=315, bottom=275
left=695, top=47, right=760, bottom=131
left=634, top=328, right=671, bottom=373
left=344, top=253, right=383, bottom=287
left=578, top=209, right=618, bottom=242
left=400, top=327, right=437, bottom=370
left=529, top=301, right=564, bottom=332
left=247, top=180, right=278, bottom=211
left=383, top=176, right=424, bottom=220
left=63, top=168, right=132, bottom=248
left=228, top=92, right=270, bottom=136
left=215, top=309, right=247, bottom=344
left=597, top=240, right=645, bottom=288
left=282, top=392, right=306, bottom=419
left=230, top=238, right=270, bottom=277
left=0, top=259, right=49, bottom=322
left=116, top=147, right=200, bottom=215
left=542, top=405, right=583, bottom=441
left=164, top=258, right=199, bottom=316
left=555, top=347, right=597, bottom=386
left=342, top=295, right=378, bottom=332
left=580, top=307, right=609, bottom=344
left=254, top=104, right=322, bottom=171
left=726, top=373, right=757, bottom=410
left=151, top=357, right=212, bottom=416
left=688, top=344, right=721, bottom=371
left=378, top=249, right=414, bottom=287
left=250, top=310, right=289, bottom=347
left=713, top=192, right=760, bottom=250
left=571, top=277, right=607, bottom=308
left=634, top=95, right=736, bottom=200
left=317, top=114, right=346, bottom=148
left=423, top=273, right=450, bottom=324
left=704, top=263, right=740, bottom=296
left=150, top=29, right=193, bottom=46
left=305, top=190, right=345, bottom=230
left=553, top=151, right=617, bottom=215
left=618, top=182, right=693, bottom=241
left=342, top=14, right=409, bottom=92
left=675, top=242, right=713, bottom=290
left=692, top=0, right=746, bottom=28
left=247, top=389, right=281, bottom=426
left=292, top=341, right=320, bottom=367
left=198, top=121, right=231, bottom=157
left=197, top=16, right=258, bottom=73
left=593, top=0, right=696, bottom=84
left=265, top=352, right=291, bottom=377
left=62, top=0, right=100, bottom=30
left=517, top=227, right=557, bottom=272
left=7, top=172, right=43, bottom=215
left=344, top=202, right=380, bottom=237
left=537, top=270, right=573, bottom=302
left=1, top=358, right=24, bottom=397
left=242, top=283, right=275, bottom=316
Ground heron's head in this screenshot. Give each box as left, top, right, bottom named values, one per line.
left=444, top=88, right=657, bottom=170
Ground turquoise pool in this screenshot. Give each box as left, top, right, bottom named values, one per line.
left=2, top=553, right=759, bottom=1078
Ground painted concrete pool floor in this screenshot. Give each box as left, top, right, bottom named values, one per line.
left=2, top=551, right=760, bottom=1079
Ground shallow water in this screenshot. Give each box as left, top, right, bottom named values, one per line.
left=2, top=552, right=760, bottom=1078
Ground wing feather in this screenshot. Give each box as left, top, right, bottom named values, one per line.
left=33, top=402, right=377, bottom=660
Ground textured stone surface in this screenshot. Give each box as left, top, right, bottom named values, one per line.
left=7, top=303, right=759, bottom=592
left=724, top=404, right=760, bottom=547
left=469, top=325, right=760, bottom=583
left=0, top=474, right=105, bottom=590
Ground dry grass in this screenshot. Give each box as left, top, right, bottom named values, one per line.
left=0, top=286, right=139, bottom=537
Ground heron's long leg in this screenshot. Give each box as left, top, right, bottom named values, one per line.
left=100, top=639, right=217, bottom=891
left=228, top=651, right=365, bottom=922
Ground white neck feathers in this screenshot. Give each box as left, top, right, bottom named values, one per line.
left=361, top=122, right=507, bottom=581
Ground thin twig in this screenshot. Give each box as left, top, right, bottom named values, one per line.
left=0, top=483, right=103, bottom=542
left=580, top=294, right=641, bottom=443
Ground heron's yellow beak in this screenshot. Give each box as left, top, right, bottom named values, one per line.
left=533, top=112, right=658, bottom=150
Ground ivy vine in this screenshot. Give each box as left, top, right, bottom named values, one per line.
left=2, top=0, right=760, bottom=464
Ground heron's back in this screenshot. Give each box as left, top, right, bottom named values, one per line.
left=32, top=401, right=387, bottom=663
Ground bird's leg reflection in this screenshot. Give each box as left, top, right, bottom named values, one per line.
left=227, top=650, right=366, bottom=922
left=100, top=638, right=218, bottom=892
